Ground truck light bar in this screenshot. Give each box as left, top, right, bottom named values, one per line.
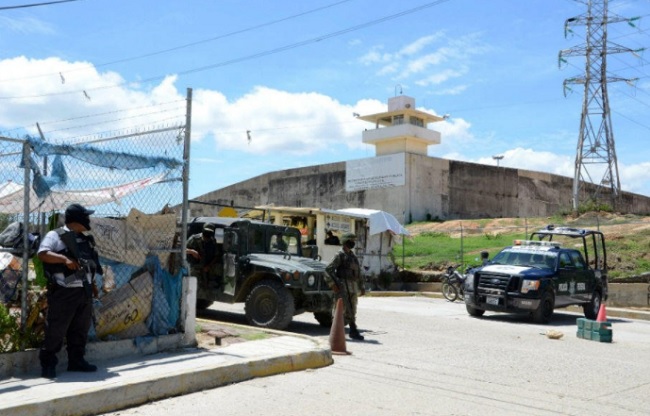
left=513, top=239, right=561, bottom=248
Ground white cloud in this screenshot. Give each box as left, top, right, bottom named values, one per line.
left=358, top=32, right=489, bottom=95
left=398, top=34, right=440, bottom=56
left=431, top=85, right=468, bottom=96
left=0, top=16, right=54, bottom=35
left=195, top=86, right=377, bottom=155
left=619, top=162, right=650, bottom=196
left=414, top=67, right=467, bottom=86
left=0, top=57, right=187, bottom=142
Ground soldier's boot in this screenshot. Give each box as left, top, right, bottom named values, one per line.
left=67, top=346, right=97, bottom=372
left=67, top=358, right=97, bottom=372
left=39, top=349, right=58, bottom=379
left=349, top=323, right=364, bottom=341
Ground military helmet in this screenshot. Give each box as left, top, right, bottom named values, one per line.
left=341, top=232, right=356, bottom=244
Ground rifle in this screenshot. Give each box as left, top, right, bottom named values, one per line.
left=331, top=274, right=356, bottom=326
left=57, top=230, right=97, bottom=298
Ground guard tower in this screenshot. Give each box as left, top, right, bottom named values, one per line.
left=358, top=95, right=444, bottom=156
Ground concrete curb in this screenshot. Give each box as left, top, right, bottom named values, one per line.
left=2, top=335, right=333, bottom=416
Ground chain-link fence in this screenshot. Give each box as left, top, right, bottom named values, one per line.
left=0, top=97, right=190, bottom=353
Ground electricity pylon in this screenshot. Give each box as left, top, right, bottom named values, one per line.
left=559, top=0, right=642, bottom=212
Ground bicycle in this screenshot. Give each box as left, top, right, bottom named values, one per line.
left=441, top=265, right=466, bottom=302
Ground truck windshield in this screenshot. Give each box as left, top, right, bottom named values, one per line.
left=491, top=250, right=557, bottom=270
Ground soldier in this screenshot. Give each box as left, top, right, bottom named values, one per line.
left=325, top=232, right=365, bottom=340
left=186, top=223, right=222, bottom=291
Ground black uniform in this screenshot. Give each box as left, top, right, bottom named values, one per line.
left=39, top=206, right=101, bottom=379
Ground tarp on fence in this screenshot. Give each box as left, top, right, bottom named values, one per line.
left=0, top=172, right=168, bottom=214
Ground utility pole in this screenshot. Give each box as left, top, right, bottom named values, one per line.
left=559, top=0, right=642, bottom=212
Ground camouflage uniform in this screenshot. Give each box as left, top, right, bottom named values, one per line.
left=186, top=225, right=222, bottom=293
left=325, top=232, right=364, bottom=340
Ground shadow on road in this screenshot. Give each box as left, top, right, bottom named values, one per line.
left=198, top=308, right=332, bottom=337
left=476, top=309, right=629, bottom=326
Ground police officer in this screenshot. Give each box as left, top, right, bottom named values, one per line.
left=325, top=232, right=365, bottom=340
left=38, top=203, right=102, bottom=379
left=186, top=223, right=222, bottom=292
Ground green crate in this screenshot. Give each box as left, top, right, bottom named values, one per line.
left=590, top=331, right=612, bottom=343
left=576, top=324, right=613, bottom=343
left=576, top=318, right=610, bottom=331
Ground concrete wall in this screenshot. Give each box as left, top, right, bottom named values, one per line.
left=191, top=153, right=650, bottom=223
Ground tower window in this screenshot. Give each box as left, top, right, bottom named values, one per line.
left=410, top=116, right=424, bottom=127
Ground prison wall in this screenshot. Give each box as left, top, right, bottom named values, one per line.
left=191, top=153, right=650, bottom=223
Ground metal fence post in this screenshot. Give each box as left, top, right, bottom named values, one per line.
left=460, top=222, right=464, bottom=269
left=20, top=140, right=30, bottom=328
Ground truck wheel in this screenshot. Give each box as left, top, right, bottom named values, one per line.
left=314, top=311, right=333, bottom=328
left=466, top=304, right=485, bottom=317
left=532, top=290, right=554, bottom=324
left=583, top=290, right=602, bottom=320
left=442, top=282, right=458, bottom=302
left=196, top=299, right=213, bottom=310
left=245, top=280, right=295, bottom=330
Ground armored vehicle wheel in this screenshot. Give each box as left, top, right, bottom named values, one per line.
left=314, top=311, right=333, bottom=327
left=442, top=282, right=458, bottom=302
left=245, top=279, right=295, bottom=330
left=466, top=304, right=485, bottom=317
left=532, top=290, right=554, bottom=324
left=583, top=290, right=602, bottom=320
left=196, top=299, right=213, bottom=310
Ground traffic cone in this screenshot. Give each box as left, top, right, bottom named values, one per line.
left=596, top=302, right=607, bottom=322
left=329, top=298, right=351, bottom=355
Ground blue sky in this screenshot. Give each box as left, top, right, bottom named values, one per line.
left=0, top=0, right=648, bottom=202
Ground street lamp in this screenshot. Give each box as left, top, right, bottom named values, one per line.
left=492, top=155, right=504, bottom=167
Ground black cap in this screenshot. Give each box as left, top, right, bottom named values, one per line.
left=64, top=203, right=94, bottom=224
left=203, top=223, right=216, bottom=233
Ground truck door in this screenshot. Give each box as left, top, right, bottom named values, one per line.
left=555, top=252, right=574, bottom=306
left=222, top=228, right=239, bottom=297
left=568, top=250, right=591, bottom=302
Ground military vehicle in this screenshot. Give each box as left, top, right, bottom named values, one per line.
left=464, top=225, right=607, bottom=323
left=187, top=217, right=334, bottom=330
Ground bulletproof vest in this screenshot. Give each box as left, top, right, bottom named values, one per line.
left=337, top=251, right=359, bottom=280
left=43, top=228, right=97, bottom=276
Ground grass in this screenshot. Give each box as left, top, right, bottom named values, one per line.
left=240, top=332, right=270, bottom=341
left=394, top=232, right=524, bottom=271
left=394, top=215, right=650, bottom=281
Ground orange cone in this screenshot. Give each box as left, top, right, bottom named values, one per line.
left=596, top=302, right=607, bottom=322
left=329, top=298, right=351, bottom=355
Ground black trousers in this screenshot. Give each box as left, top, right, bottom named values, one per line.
left=39, top=286, right=92, bottom=367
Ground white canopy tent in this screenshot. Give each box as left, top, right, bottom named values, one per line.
left=333, top=208, right=410, bottom=236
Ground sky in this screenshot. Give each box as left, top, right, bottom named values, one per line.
left=0, top=0, right=648, bottom=202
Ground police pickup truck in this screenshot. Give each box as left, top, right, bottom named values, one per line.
left=464, top=226, right=607, bottom=324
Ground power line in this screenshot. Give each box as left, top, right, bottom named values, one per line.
left=0, top=0, right=79, bottom=10
left=0, top=0, right=353, bottom=83
left=0, top=0, right=452, bottom=100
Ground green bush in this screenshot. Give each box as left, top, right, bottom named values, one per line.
left=0, top=298, right=44, bottom=353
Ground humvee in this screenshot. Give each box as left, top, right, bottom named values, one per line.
left=187, top=217, right=334, bottom=330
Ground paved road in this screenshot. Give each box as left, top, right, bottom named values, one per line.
left=102, top=297, right=650, bottom=415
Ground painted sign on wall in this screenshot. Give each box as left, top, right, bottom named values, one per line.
left=345, top=154, right=405, bottom=192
